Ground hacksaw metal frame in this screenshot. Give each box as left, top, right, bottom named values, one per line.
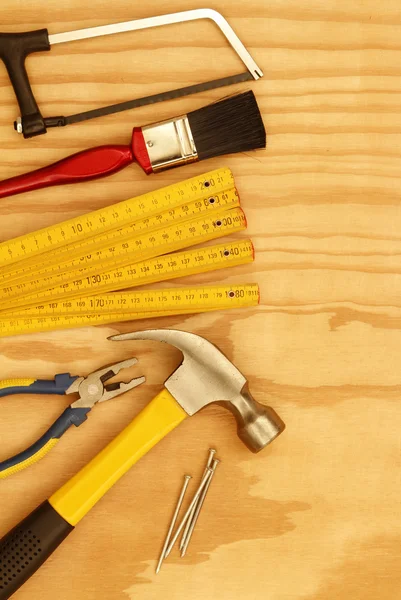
left=50, top=9, right=263, bottom=79
left=3, top=8, right=263, bottom=138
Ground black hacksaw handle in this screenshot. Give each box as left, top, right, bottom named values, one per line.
left=0, top=30, right=50, bottom=138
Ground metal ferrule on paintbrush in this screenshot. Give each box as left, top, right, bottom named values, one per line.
left=139, top=116, right=198, bottom=172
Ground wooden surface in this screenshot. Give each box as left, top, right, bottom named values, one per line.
left=1, top=1, right=401, bottom=598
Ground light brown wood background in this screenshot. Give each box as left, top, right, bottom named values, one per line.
left=1, top=0, right=401, bottom=598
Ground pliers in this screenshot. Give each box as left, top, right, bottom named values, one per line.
left=0, top=358, right=145, bottom=479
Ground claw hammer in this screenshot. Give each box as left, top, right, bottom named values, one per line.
left=0, top=329, right=285, bottom=599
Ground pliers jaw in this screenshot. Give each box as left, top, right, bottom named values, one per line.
left=68, top=358, right=145, bottom=409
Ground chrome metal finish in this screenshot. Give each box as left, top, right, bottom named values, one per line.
left=180, top=448, right=216, bottom=550
left=142, top=116, right=198, bottom=173
left=164, top=467, right=212, bottom=557
left=67, top=358, right=145, bottom=408
left=15, top=117, right=23, bottom=134
left=227, top=384, right=283, bottom=452
left=156, top=475, right=191, bottom=574
left=49, top=9, right=263, bottom=80
left=206, top=449, right=217, bottom=469
left=111, top=330, right=285, bottom=452
left=181, top=458, right=220, bottom=557
left=180, top=505, right=195, bottom=551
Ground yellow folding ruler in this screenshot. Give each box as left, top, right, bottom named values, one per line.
left=0, top=206, right=245, bottom=289
left=0, top=167, right=235, bottom=270
left=0, top=284, right=260, bottom=338
left=0, top=186, right=239, bottom=282
left=0, top=167, right=257, bottom=338
left=0, top=240, right=254, bottom=312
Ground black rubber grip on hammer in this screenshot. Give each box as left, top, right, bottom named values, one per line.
left=0, top=501, right=73, bottom=598
left=0, top=30, right=50, bottom=138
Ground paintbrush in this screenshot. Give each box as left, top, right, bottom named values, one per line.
left=0, top=91, right=265, bottom=199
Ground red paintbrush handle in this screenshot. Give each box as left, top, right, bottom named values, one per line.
left=0, top=145, right=134, bottom=199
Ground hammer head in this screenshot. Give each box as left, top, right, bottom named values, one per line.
left=110, top=329, right=285, bottom=452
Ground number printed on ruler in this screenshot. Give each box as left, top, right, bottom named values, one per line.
left=0, top=240, right=255, bottom=312
left=0, top=309, right=203, bottom=338
left=0, top=284, right=259, bottom=338
left=0, top=187, right=239, bottom=279
left=0, top=168, right=235, bottom=269
left=3, top=284, right=260, bottom=318
left=0, top=207, right=247, bottom=294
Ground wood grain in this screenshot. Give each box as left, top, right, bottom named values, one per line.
left=1, top=1, right=401, bottom=598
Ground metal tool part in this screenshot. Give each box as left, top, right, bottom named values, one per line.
left=164, top=467, right=213, bottom=558
left=181, top=458, right=220, bottom=557
left=57, top=73, right=252, bottom=129
left=156, top=475, right=191, bottom=574
left=67, top=358, right=143, bottom=407
left=142, top=116, right=198, bottom=172
left=49, top=9, right=262, bottom=79
left=180, top=448, right=216, bottom=550
left=206, top=449, right=217, bottom=468
left=111, top=330, right=285, bottom=453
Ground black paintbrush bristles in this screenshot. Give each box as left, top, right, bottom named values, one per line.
left=187, top=91, right=266, bottom=161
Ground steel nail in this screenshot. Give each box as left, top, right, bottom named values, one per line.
left=181, top=458, right=220, bottom=557
left=179, top=448, right=216, bottom=551
left=164, top=467, right=213, bottom=558
left=156, top=475, right=191, bottom=574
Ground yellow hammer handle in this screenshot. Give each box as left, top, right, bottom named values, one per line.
left=49, top=388, right=187, bottom=526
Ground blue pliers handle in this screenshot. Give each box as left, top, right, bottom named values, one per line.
left=0, top=358, right=145, bottom=479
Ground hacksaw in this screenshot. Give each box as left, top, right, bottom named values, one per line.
left=0, top=9, right=263, bottom=138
